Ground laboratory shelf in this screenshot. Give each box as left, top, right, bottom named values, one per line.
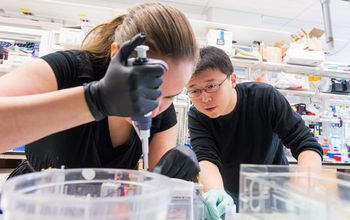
left=0, top=153, right=26, bottom=160
left=301, top=115, right=318, bottom=121
left=258, top=62, right=350, bottom=79
left=230, top=58, right=260, bottom=68
left=230, top=59, right=350, bottom=80
left=258, top=62, right=320, bottom=75
left=318, top=92, right=350, bottom=100
left=277, top=89, right=316, bottom=97
left=321, top=68, right=350, bottom=79
left=301, top=115, right=350, bottom=123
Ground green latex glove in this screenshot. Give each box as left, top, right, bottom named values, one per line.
left=203, top=189, right=234, bottom=220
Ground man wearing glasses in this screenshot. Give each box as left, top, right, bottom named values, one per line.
left=187, top=46, right=323, bottom=220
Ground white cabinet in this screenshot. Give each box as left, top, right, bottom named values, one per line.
left=0, top=25, right=51, bottom=56
left=0, top=25, right=51, bottom=76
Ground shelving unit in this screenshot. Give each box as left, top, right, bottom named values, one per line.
left=0, top=25, right=52, bottom=77
left=0, top=25, right=50, bottom=57
left=231, top=59, right=350, bottom=103
left=230, top=58, right=260, bottom=68
left=277, top=89, right=316, bottom=97
left=0, top=153, right=25, bottom=160
left=231, top=58, right=350, bottom=166
left=301, top=115, right=350, bottom=124
left=258, top=61, right=320, bottom=75
left=318, top=92, right=350, bottom=100
left=231, top=59, right=350, bottom=80
left=321, top=68, right=350, bottom=79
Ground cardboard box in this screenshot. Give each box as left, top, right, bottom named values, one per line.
left=300, top=28, right=325, bottom=51
left=284, top=28, right=325, bottom=66
left=263, top=46, right=282, bottom=63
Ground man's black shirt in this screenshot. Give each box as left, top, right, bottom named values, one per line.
left=189, top=82, right=322, bottom=194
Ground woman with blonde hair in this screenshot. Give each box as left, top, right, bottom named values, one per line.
left=0, top=2, right=199, bottom=180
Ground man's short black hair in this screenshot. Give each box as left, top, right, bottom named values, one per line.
left=194, top=46, right=233, bottom=76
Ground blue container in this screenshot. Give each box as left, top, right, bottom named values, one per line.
left=12, top=145, right=25, bottom=153
left=326, top=151, right=341, bottom=158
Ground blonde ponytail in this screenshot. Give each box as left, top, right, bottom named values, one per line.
left=81, top=15, right=125, bottom=64
left=81, top=3, right=197, bottom=66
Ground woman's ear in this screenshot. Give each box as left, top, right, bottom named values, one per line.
left=110, top=42, right=120, bottom=58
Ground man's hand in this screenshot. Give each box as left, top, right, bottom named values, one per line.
left=203, top=189, right=234, bottom=220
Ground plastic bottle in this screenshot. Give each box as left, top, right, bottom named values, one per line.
left=341, top=144, right=349, bottom=163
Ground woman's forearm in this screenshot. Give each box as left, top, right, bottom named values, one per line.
left=298, top=150, right=322, bottom=167
left=0, top=86, right=95, bottom=152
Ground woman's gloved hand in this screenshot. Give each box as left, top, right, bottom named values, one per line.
left=84, top=33, right=167, bottom=120
left=153, top=146, right=200, bottom=181
left=204, top=189, right=234, bottom=220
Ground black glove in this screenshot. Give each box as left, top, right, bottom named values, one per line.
left=84, top=33, right=166, bottom=120
left=153, top=146, right=200, bottom=181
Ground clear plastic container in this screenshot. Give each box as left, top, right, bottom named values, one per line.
left=238, top=164, right=350, bottom=220
left=1, top=168, right=172, bottom=220
left=166, top=179, right=205, bottom=220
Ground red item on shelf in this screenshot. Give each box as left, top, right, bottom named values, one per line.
left=333, top=155, right=341, bottom=161
left=306, top=110, right=316, bottom=116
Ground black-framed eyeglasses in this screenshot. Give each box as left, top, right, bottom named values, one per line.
left=188, top=76, right=229, bottom=98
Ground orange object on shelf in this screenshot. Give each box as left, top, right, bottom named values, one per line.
left=323, top=148, right=330, bottom=155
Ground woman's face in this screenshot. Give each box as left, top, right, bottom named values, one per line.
left=151, top=59, right=193, bottom=117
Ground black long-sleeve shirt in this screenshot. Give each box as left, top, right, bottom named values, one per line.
left=188, top=82, right=322, bottom=194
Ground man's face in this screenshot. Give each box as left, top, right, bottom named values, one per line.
left=187, top=69, right=237, bottom=118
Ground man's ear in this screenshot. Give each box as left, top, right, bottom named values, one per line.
left=110, top=42, right=120, bottom=58
left=230, top=72, right=237, bottom=87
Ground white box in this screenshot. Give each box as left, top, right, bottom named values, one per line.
left=284, top=43, right=325, bottom=66
left=206, top=29, right=233, bottom=54
left=58, top=28, right=85, bottom=49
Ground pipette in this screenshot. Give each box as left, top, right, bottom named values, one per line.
left=129, top=45, right=167, bottom=171
left=131, top=112, right=152, bottom=171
